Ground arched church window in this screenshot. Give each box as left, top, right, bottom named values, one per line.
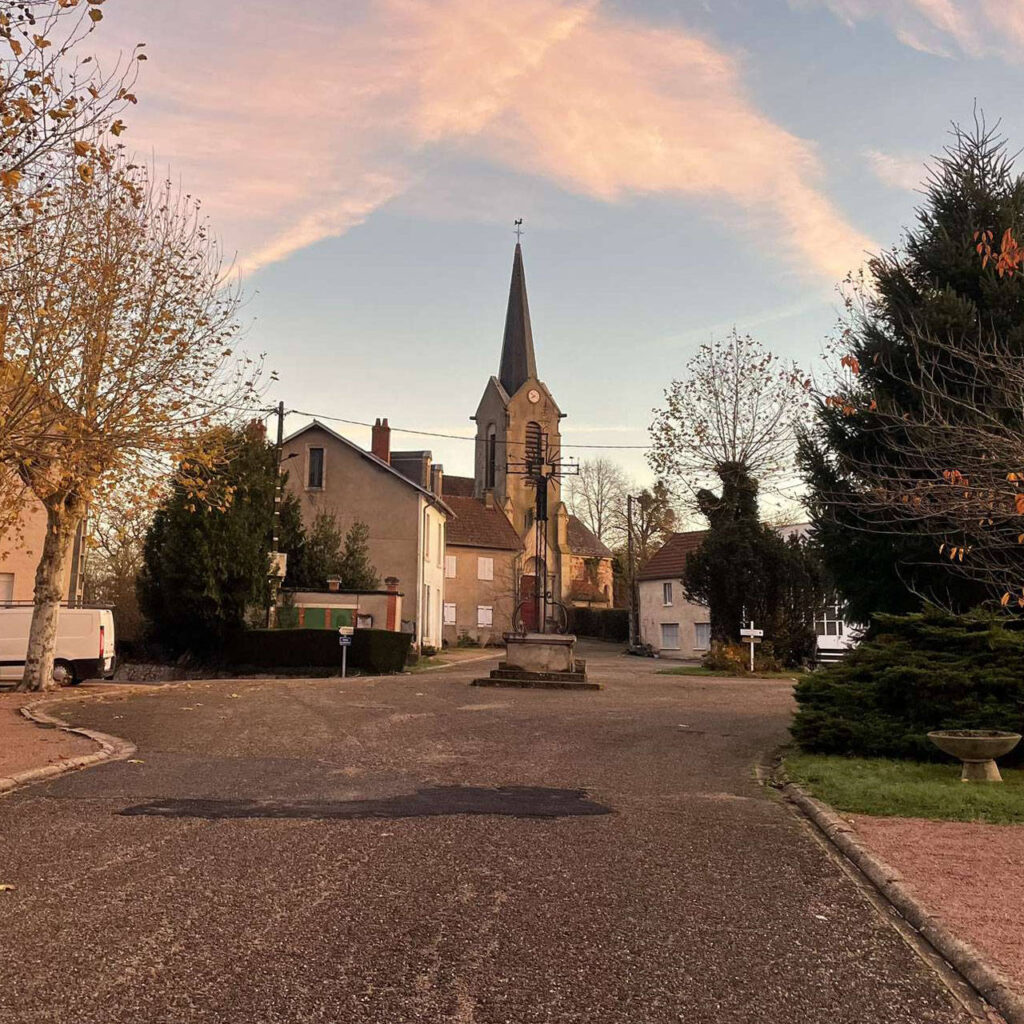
left=485, top=425, right=497, bottom=489
left=525, top=421, right=543, bottom=475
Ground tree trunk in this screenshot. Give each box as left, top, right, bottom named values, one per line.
left=18, top=501, right=80, bottom=692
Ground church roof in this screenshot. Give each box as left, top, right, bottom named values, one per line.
left=442, top=474, right=476, bottom=497
left=498, top=242, right=538, bottom=396
left=566, top=516, right=614, bottom=558
left=445, top=495, right=522, bottom=551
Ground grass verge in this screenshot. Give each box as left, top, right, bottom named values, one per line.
left=785, top=752, right=1024, bottom=824
left=657, top=666, right=810, bottom=682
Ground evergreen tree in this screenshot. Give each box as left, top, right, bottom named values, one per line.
left=286, top=508, right=343, bottom=589
left=801, top=119, right=1024, bottom=621
left=138, top=422, right=278, bottom=654
left=684, top=462, right=823, bottom=665
left=338, top=521, right=380, bottom=591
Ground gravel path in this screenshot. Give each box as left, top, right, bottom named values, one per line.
left=853, top=815, right=1024, bottom=993
left=0, top=647, right=981, bottom=1023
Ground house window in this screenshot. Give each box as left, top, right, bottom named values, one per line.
left=357, top=614, right=373, bottom=629
left=694, top=622, right=711, bottom=650
left=524, top=508, right=534, bottom=531
left=477, top=556, right=494, bottom=581
left=662, top=582, right=673, bottom=606
left=815, top=600, right=844, bottom=637
left=424, top=511, right=430, bottom=559
left=660, top=623, right=680, bottom=650
left=422, top=584, right=431, bottom=636
left=0, top=573, right=13, bottom=604
left=445, top=555, right=457, bottom=579
left=443, top=602, right=456, bottom=625
left=485, top=425, right=497, bottom=489
left=477, top=605, right=493, bottom=628
left=307, top=447, right=324, bottom=489
left=437, top=523, right=443, bottom=567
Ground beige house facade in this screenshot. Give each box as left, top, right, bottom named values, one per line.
left=0, top=494, right=87, bottom=607
left=637, top=531, right=710, bottom=660
left=280, top=421, right=450, bottom=649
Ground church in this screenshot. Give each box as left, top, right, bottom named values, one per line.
left=439, top=242, right=614, bottom=646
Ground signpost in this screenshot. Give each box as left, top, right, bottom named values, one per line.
left=739, top=622, right=764, bottom=673
left=338, top=626, right=354, bottom=677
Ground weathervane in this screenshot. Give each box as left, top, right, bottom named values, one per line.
left=514, top=218, right=523, bottom=243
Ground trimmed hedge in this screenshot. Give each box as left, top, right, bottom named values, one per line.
left=792, top=610, right=1024, bottom=764
left=567, top=607, right=629, bottom=642
left=221, top=628, right=412, bottom=675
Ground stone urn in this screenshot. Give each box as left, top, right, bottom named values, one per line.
left=927, top=730, right=1022, bottom=782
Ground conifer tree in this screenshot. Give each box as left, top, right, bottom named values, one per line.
left=800, top=119, right=1024, bottom=622
left=338, top=521, right=380, bottom=591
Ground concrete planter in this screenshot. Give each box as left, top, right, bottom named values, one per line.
left=927, top=729, right=1022, bottom=782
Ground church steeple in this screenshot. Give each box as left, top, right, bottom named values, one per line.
left=498, top=242, right=537, bottom=396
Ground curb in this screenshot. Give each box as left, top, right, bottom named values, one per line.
left=0, top=692, right=137, bottom=796
left=779, top=776, right=1024, bottom=1024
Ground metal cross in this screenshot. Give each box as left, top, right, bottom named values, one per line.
left=514, top=218, right=523, bottom=242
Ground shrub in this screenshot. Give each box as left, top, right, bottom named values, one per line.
left=702, top=641, right=782, bottom=675
left=568, top=607, right=629, bottom=642
left=792, top=610, right=1024, bottom=763
left=220, top=628, right=412, bottom=675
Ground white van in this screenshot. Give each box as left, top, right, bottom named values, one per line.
left=0, top=606, right=116, bottom=686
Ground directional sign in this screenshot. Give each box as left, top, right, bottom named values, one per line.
left=338, top=625, right=355, bottom=637
left=740, top=628, right=764, bottom=638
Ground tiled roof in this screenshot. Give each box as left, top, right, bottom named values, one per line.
left=566, top=516, right=613, bottom=558
left=637, top=530, right=707, bottom=581
left=445, top=495, right=522, bottom=551
left=443, top=475, right=476, bottom=497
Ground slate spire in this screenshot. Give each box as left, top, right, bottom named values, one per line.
left=498, top=242, right=537, bottom=396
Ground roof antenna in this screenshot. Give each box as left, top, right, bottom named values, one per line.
left=514, top=218, right=523, bottom=243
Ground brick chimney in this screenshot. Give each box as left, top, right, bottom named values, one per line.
left=371, top=417, right=391, bottom=463
left=430, top=463, right=444, bottom=497
left=385, top=576, right=400, bottom=632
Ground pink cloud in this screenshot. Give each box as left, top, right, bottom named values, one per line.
left=98, top=0, right=871, bottom=279
left=797, top=0, right=1024, bottom=60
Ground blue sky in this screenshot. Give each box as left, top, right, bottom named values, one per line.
left=99, top=0, right=1024, bottom=484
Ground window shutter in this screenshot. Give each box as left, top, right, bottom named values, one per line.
left=445, top=555, right=457, bottom=579
left=477, top=605, right=493, bottom=628
left=477, top=557, right=494, bottom=581
left=443, top=603, right=456, bottom=625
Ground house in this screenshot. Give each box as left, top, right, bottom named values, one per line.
left=637, top=530, right=710, bottom=659
left=439, top=476, right=522, bottom=645
left=435, top=241, right=614, bottom=641
left=637, top=524, right=857, bottom=661
left=280, top=420, right=451, bottom=649
left=0, top=492, right=88, bottom=607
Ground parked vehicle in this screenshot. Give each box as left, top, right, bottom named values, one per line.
left=0, top=606, right=116, bottom=686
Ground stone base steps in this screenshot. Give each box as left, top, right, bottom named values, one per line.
left=471, top=673, right=601, bottom=691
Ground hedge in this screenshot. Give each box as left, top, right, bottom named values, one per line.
left=567, top=607, right=629, bottom=642
left=792, top=610, right=1024, bottom=763
left=221, top=628, right=413, bottom=675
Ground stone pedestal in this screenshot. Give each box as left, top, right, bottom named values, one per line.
left=472, top=633, right=599, bottom=690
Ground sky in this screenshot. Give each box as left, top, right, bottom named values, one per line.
left=93, top=0, right=1024, bottom=487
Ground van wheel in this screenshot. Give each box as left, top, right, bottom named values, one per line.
left=53, top=660, right=77, bottom=687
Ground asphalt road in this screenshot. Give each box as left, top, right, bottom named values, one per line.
left=0, top=646, right=979, bottom=1024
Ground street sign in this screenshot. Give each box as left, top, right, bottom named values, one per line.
left=338, top=626, right=355, bottom=637
left=338, top=635, right=352, bottom=646
left=740, top=628, right=764, bottom=638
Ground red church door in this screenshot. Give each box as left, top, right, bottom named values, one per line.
left=519, top=574, right=540, bottom=631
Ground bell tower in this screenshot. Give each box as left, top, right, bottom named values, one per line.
left=472, top=241, right=563, bottom=537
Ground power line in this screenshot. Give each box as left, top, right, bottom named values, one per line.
left=282, top=407, right=652, bottom=451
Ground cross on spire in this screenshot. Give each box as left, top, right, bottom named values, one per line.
left=514, top=218, right=523, bottom=242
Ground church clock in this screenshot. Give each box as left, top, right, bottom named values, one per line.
left=527, top=388, right=541, bottom=404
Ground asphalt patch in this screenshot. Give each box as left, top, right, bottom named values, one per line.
left=119, top=785, right=613, bottom=820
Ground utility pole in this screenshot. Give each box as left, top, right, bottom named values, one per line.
left=267, top=401, right=286, bottom=628
left=627, top=493, right=636, bottom=649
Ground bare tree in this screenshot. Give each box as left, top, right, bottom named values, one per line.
left=648, top=329, right=810, bottom=505
left=0, top=154, right=255, bottom=690
left=565, top=457, right=628, bottom=546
